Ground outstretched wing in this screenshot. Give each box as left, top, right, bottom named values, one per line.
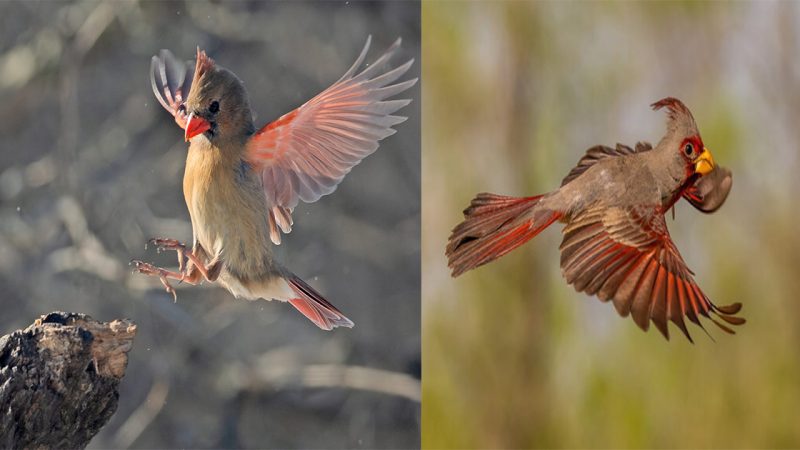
left=150, top=49, right=194, bottom=129
left=683, top=165, right=732, bottom=213
left=245, top=36, right=417, bottom=245
left=559, top=205, right=743, bottom=341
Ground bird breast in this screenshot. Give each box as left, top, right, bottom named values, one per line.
left=183, top=143, right=276, bottom=278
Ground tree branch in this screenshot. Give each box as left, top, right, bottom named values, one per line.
left=0, top=311, right=137, bottom=449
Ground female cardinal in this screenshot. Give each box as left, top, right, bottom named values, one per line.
left=446, top=98, right=742, bottom=341
left=132, top=37, right=416, bottom=330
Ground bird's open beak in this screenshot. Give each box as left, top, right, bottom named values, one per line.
left=694, top=147, right=715, bottom=176
left=185, top=112, right=211, bottom=141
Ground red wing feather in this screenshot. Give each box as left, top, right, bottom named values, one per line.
left=245, top=36, right=417, bottom=245
left=560, top=206, right=743, bottom=341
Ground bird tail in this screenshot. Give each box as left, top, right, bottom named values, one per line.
left=446, top=193, right=561, bottom=277
left=286, top=274, right=354, bottom=331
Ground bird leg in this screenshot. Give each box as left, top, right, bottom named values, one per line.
left=131, top=260, right=190, bottom=301
left=132, top=238, right=221, bottom=300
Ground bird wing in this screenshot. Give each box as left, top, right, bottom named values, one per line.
left=560, top=142, right=653, bottom=186
left=244, top=36, right=417, bottom=245
left=150, top=49, right=194, bottom=129
left=559, top=205, right=743, bottom=341
left=683, top=165, right=732, bottom=213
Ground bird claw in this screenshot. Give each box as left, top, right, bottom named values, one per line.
left=148, top=237, right=186, bottom=251
left=148, top=238, right=187, bottom=271
left=131, top=259, right=179, bottom=301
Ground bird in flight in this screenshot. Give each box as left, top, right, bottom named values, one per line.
left=133, top=37, right=416, bottom=330
left=446, top=98, right=742, bottom=341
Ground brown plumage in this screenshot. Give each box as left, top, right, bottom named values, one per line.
left=446, top=98, right=741, bottom=341
left=134, top=38, right=416, bottom=330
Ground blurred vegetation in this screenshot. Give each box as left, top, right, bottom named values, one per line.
left=423, top=1, right=800, bottom=448
left=0, top=1, right=419, bottom=448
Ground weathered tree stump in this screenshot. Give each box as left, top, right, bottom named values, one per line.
left=0, top=312, right=137, bottom=449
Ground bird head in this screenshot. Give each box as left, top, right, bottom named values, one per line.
left=651, top=97, right=715, bottom=180
left=181, top=48, right=254, bottom=143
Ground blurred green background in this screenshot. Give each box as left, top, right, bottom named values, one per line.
left=0, top=1, right=419, bottom=448
left=423, top=1, right=800, bottom=448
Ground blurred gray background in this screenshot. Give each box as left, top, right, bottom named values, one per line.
left=0, top=1, right=419, bottom=448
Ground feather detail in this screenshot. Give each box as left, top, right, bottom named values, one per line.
left=150, top=49, right=193, bottom=129
left=560, top=205, right=743, bottom=341
left=245, top=36, right=416, bottom=244
left=560, top=143, right=653, bottom=187
left=446, top=193, right=561, bottom=277
left=287, top=274, right=353, bottom=331
left=651, top=97, right=700, bottom=137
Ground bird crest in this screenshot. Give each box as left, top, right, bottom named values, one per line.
left=651, top=97, right=699, bottom=137
left=192, top=47, right=215, bottom=85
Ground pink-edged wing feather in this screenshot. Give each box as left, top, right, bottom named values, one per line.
left=560, top=205, right=743, bottom=341
left=150, top=49, right=193, bottom=129
left=150, top=48, right=214, bottom=129
left=245, top=36, right=417, bottom=244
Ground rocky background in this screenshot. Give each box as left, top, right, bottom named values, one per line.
left=0, top=1, right=420, bottom=448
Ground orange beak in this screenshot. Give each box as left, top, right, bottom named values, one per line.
left=185, top=112, right=211, bottom=141
left=693, top=147, right=715, bottom=176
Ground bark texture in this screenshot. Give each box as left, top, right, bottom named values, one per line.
left=0, top=312, right=137, bottom=449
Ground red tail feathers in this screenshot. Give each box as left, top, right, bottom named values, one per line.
left=446, top=193, right=561, bottom=277
left=287, top=274, right=354, bottom=331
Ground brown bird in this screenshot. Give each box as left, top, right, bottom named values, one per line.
left=446, top=98, right=742, bottom=341
left=133, top=37, right=416, bottom=330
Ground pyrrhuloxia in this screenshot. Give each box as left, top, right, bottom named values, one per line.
left=133, top=37, right=416, bottom=330
left=446, top=98, right=741, bottom=341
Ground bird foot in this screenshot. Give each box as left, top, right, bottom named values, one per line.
left=131, top=259, right=180, bottom=302
left=147, top=237, right=187, bottom=271
left=148, top=237, right=186, bottom=252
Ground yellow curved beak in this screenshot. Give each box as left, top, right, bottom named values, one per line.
left=694, top=147, right=715, bottom=176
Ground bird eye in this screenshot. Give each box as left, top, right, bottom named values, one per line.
left=209, top=100, right=220, bottom=114
left=683, top=143, right=694, bottom=157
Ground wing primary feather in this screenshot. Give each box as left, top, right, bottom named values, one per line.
left=715, top=302, right=742, bottom=315
left=630, top=258, right=659, bottom=331
left=574, top=244, right=624, bottom=294
left=650, top=266, right=669, bottom=339
left=589, top=247, right=638, bottom=298
left=335, top=35, right=372, bottom=83
left=150, top=56, right=172, bottom=112
left=351, top=38, right=402, bottom=83
left=610, top=253, right=650, bottom=317
left=359, top=59, right=415, bottom=90
left=247, top=36, right=415, bottom=243
left=268, top=209, right=281, bottom=245
left=565, top=239, right=617, bottom=286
